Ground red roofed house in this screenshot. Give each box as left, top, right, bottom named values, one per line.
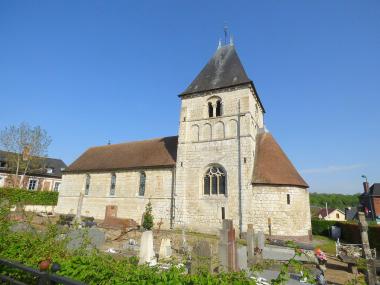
left=56, top=40, right=311, bottom=241
left=318, top=208, right=346, bottom=221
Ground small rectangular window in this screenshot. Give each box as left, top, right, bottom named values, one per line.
left=0, top=161, right=6, bottom=168
left=221, top=207, right=225, bottom=220
left=54, top=182, right=61, bottom=192
left=139, top=172, right=146, bottom=196
left=244, top=157, right=247, bottom=163
left=287, top=194, right=290, bottom=205
left=110, top=174, right=116, bottom=196
left=28, top=179, right=38, bottom=190
left=85, top=174, right=91, bottom=195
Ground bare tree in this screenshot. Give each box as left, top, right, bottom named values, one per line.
left=0, top=122, right=52, bottom=188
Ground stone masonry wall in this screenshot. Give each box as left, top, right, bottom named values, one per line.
left=55, top=168, right=174, bottom=229
left=247, top=185, right=311, bottom=237
left=174, top=85, right=265, bottom=234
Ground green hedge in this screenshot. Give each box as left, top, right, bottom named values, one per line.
left=311, top=219, right=337, bottom=235
left=312, top=219, right=380, bottom=251
left=0, top=187, right=58, bottom=206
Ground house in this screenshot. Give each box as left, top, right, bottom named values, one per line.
left=56, top=40, right=311, bottom=240
left=0, top=150, right=66, bottom=191
left=345, top=207, right=358, bottom=221
left=318, top=208, right=346, bottom=221
left=360, top=182, right=380, bottom=220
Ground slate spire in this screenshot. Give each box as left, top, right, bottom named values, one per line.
left=181, top=44, right=252, bottom=96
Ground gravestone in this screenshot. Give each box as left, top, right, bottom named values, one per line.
left=257, top=231, right=265, bottom=250
left=218, top=219, right=237, bottom=272
left=76, top=193, right=84, bottom=220
left=191, top=240, right=212, bottom=273
left=358, top=212, right=377, bottom=285
left=101, top=204, right=138, bottom=230
left=10, top=222, right=34, bottom=233
left=105, top=205, right=118, bottom=218
left=159, top=238, right=172, bottom=260
left=246, top=224, right=256, bottom=265
left=138, top=230, right=157, bottom=266
left=67, top=228, right=105, bottom=250
left=236, top=246, right=248, bottom=271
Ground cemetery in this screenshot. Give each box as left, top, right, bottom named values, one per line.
left=2, top=199, right=378, bottom=285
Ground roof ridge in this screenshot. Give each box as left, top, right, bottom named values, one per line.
left=89, top=135, right=178, bottom=150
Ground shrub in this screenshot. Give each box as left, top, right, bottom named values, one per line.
left=336, top=221, right=380, bottom=252
left=311, top=219, right=337, bottom=236
left=0, top=187, right=58, bottom=206
left=142, top=201, right=153, bottom=230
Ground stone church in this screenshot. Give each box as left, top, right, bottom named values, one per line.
left=56, top=41, right=311, bottom=240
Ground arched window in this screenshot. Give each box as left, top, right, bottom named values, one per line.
left=85, top=174, right=91, bottom=195
left=216, top=100, right=222, bottom=117
left=208, top=102, right=213, bottom=118
left=139, top=171, right=146, bottom=196
left=110, top=173, right=116, bottom=196
left=203, top=166, right=226, bottom=195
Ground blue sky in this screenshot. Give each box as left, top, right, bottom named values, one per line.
left=0, top=1, right=379, bottom=194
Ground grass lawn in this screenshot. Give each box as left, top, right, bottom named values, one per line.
left=312, top=235, right=337, bottom=255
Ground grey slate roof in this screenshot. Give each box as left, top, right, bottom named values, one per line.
left=181, top=45, right=252, bottom=95
left=0, top=150, right=66, bottom=178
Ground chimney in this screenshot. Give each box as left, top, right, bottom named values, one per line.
left=363, top=182, right=369, bottom=193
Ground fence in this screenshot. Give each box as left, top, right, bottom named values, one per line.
left=0, top=258, right=85, bottom=285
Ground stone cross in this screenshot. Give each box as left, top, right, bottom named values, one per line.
left=157, top=218, right=163, bottom=233
left=219, top=219, right=237, bottom=272
left=358, top=212, right=376, bottom=285
left=76, top=193, right=84, bottom=221
left=246, top=224, right=256, bottom=265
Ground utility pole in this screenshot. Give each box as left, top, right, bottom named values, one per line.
left=237, top=100, right=243, bottom=236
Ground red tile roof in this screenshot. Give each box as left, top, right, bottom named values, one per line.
left=252, top=132, right=308, bottom=188
left=65, top=136, right=177, bottom=173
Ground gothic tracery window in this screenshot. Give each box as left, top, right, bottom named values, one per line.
left=203, top=166, right=226, bottom=195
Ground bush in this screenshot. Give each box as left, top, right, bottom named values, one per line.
left=142, top=201, right=153, bottom=230
left=312, top=219, right=380, bottom=253
left=0, top=202, right=314, bottom=285
left=0, top=187, right=58, bottom=206
left=311, top=219, right=337, bottom=235
left=336, top=221, right=380, bottom=252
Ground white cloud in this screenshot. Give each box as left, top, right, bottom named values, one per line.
left=301, top=163, right=365, bottom=174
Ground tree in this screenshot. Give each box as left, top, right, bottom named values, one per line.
left=0, top=122, right=52, bottom=188
left=142, top=201, right=154, bottom=230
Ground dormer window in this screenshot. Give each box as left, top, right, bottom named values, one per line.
left=46, top=167, right=54, bottom=174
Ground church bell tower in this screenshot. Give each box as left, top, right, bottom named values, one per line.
left=174, top=40, right=265, bottom=234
